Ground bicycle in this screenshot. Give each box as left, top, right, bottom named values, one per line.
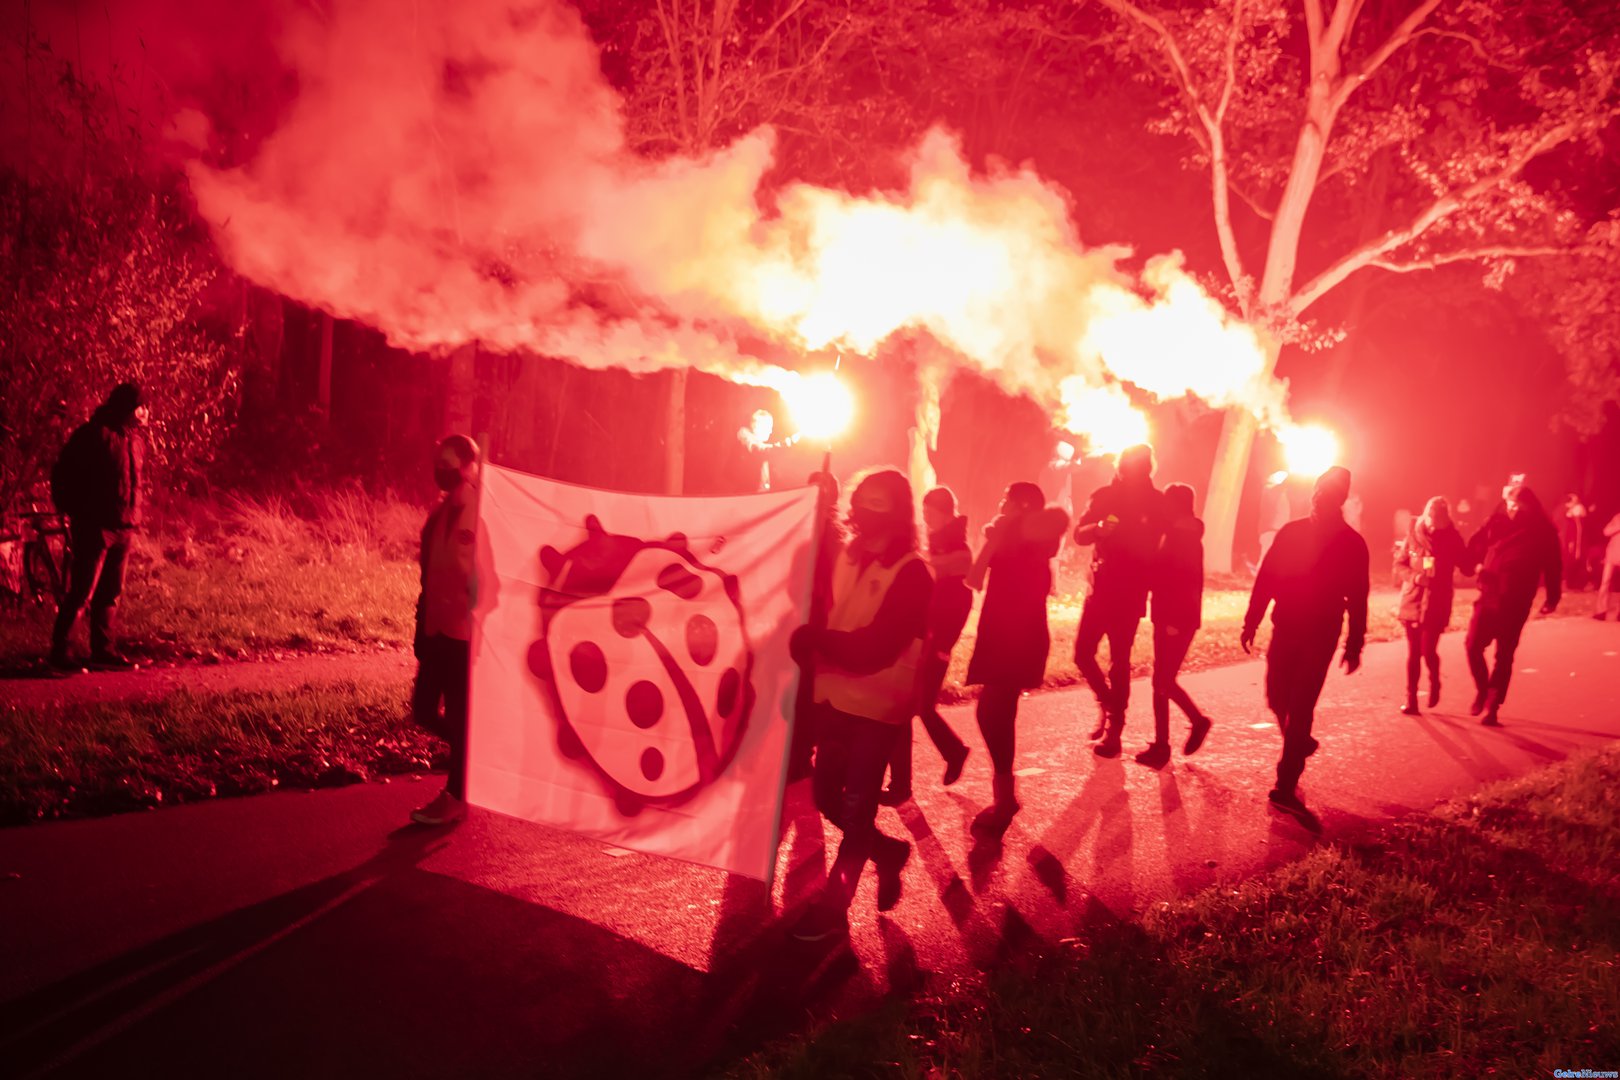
left=0, top=498, right=71, bottom=609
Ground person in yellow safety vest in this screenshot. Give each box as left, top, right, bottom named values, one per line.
left=788, top=468, right=933, bottom=942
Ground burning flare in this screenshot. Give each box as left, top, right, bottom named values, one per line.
left=779, top=372, right=855, bottom=444
left=1057, top=380, right=1151, bottom=458
left=1278, top=424, right=1342, bottom=478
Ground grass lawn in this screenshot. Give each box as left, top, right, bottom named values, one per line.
left=0, top=488, right=421, bottom=668
left=728, top=745, right=1620, bottom=1078
left=0, top=678, right=434, bottom=825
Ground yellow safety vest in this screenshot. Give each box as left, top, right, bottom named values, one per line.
left=815, top=550, right=925, bottom=725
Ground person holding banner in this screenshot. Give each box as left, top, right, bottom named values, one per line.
left=965, top=482, right=1070, bottom=834
left=409, top=434, right=482, bottom=827
left=789, top=468, right=932, bottom=942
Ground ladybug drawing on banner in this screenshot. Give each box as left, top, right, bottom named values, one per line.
left=527, top=515, right=756, bottom=814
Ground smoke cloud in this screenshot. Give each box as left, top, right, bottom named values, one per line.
left=19, top=0, right=1292, bottom=433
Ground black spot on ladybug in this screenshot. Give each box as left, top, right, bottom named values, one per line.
left=686, top=614, right=718, bottom=666
left=568, top=641, right=607, bottom=693
left=657, top=562, right=702, bottom=600
left=612, top=596, right=653, bottom=637
left=626, top=680, right=664, bottom=729
left=641, top=747, right=665, bottom=781
left=717, top=667, right=741, bottom=717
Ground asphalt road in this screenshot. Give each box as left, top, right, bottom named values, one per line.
left=1, top=615, right=1616, bottom=1078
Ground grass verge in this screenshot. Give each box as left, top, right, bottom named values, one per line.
left=0, top=486, right=421, bottom=669
left=729, top=745, right=1620, bottom=1078
left=0, top=679, right=437, bottom=825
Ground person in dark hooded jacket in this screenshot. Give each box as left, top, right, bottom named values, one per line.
left=881, top=486, right=972, bottom=804
left=1135, top=483, right=1212, bottom=768
left=1464, top=483, right=1561, bottom=726
left=965, top=482, right=1069, bottom=833
left=1071, top=443, right=1168, bottom=759
left=1242, top=467, right=1369, bottom=819
left=1393, top=496, right=1469, bottom=714
left=49, top=382, right=149, bottom=669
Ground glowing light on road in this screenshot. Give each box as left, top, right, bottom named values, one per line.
left=780, top=371, right=855, bottom=443
left=1278, top=424, right=1340, bottom=477
left=1058, top=380, right=1149, bottom=458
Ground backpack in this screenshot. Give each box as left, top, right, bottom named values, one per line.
left=50, top=424, right=94, bottom=516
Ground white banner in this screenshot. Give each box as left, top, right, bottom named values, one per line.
left=467, top=464, right=818, bottom=881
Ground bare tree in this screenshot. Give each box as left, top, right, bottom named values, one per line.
left=1089, top=0, right=1620, bottom=570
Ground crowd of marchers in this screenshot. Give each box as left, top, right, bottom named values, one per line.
left=37, top=385, right=1618, bottom=944
left=778, top=452, right=1588, bottom=941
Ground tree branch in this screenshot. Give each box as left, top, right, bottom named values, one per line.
left=1290, top=120, right=1594, bottom=313
left=1331, top=0, right=1442, bottom=112
left=1096, top=0, right=1249, bottom=300
left=1366, top=246, right=1592, bottom=273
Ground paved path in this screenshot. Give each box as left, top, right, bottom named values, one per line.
left=1, top=617, right=1616, bottom=1078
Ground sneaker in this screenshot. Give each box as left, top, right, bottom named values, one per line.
left=1400, top=698, right=1421, bottom=716
left=47, top=651, right=78, bottom=673
left=1133, top=742, right=1170, bottom=769
left=1595, top=612, right=1610, bottom=621
left=1481, top=709, right=1502, bottom=728
left=941, top=745, right=969, bottom=787
left=876, top=787, right=912, bottom=808
left=1468, top=690, right=1488, bottom=717
left=873, top=837, right=911, bottom=912
left=1183, top=715, right=1211, bottom=756
left=1267, top=788, right=1307, bottom=815
left=789, top=902, right=849, bottom=942
left=1093, top=735, right=1122, bottom=759
left=89, top=650, right=135, bottom=671
left=1427, top=679, right=1441, bottom=709
left=410, top=789, right=465, bottom=826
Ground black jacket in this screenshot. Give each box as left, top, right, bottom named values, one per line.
left=54, top=406, right=145, bottom=529
left=966, top=506, right=1069, bottom=688
left=926, top=515, right=974, bottom=650
left=1244, top=511, right=1370, bottom=656
left=1468, top=503, right=1561, bottom=614
left=1075, top=477, right=1168, bottom=617
left=1152, top=515, right=1205, bottom=631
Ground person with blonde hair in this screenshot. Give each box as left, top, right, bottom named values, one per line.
left=1392, top=496, right=1469, bottom=715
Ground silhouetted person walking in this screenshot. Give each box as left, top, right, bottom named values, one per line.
left=49, top=382, right=149, bottom=670
left=1242, top=467, right=1369, bottom=818
left=1464, top=483, right=1561, bottom=726
left=1593, top=511, right=1620, bottom=621
left=1071, top=444, right=1167, bottom=758
left=1136, top=483, right=1211, bottom=768
left=1393, top=496, right=1468, bottom=714
left=881, top=486, right=972, bottom=804
left=965, top=482, right=1069, bottom=834
left=409, top=434, right=482, bottom=826
left=789, top=469, right=931, bottom=941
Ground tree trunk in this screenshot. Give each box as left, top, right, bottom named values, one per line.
left=317, top=312, right=334, bottom=425
left=445, top=342, right=477, bottom=436
left=665, top=367, right=687, bottom=495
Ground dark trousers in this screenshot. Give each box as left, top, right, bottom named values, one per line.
left=887, top=650, right=967, bottom=793
left=52, top=522, right=131, bottom=657
left=1150, top=623, right=1202, bottom=744
left=812, top=706, right=904, bottom=908
left=975, top=682, right=1022, bottom=776
left=413, top=634, right=471, bottom=800
left=1074, top=599, right=1140, bottom=729
left=1265, top=630, right=1338, bottom=796
left=1402, top=621, right=1442, bottom=698
left=1465, top=602, right=1530, bottom=708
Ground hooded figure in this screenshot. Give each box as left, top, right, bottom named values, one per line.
left=1463, top=484, right=1561, bottom=725
left=965, top=481, right=1070, bottom=833
left=1070, top=443, right=1169, bottom=758
left=49, top=382, right=149, bottom=669
left=1393, top=496, right=1469, bottom=714
left=1137, top=483, right=1212, bottom=768
left=880, top=486, right=973, bottom=805
left=1242, top=466, right=1370, bottom=818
